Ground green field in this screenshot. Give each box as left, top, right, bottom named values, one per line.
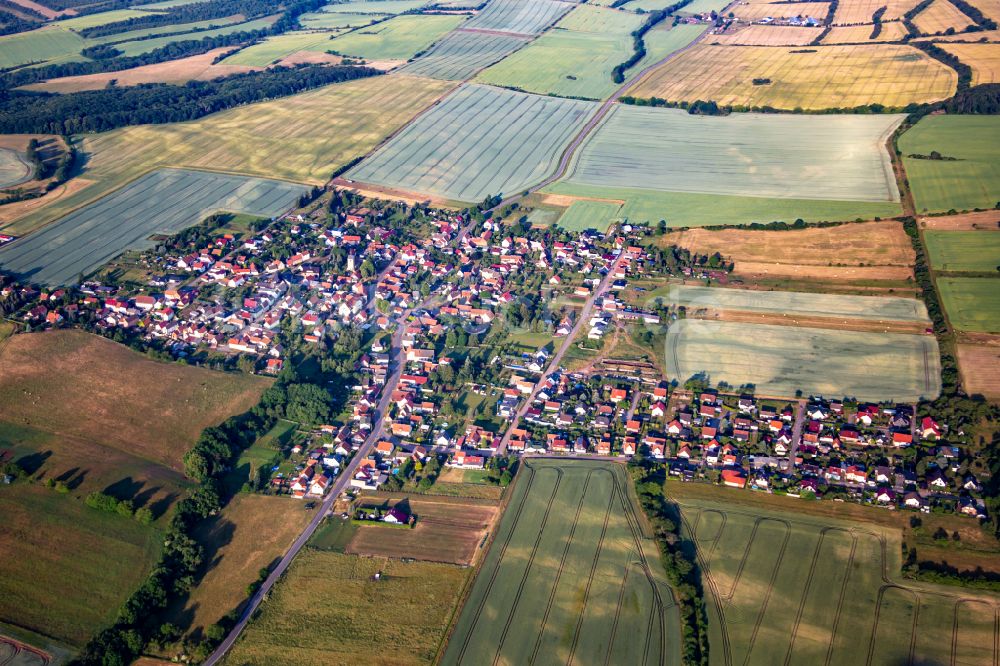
left=901, top=115, right=1000, bottom=213
left=347, top=84, right=596, bottom=201
left=325, top=13, right=463, bottom=60
left=674, top=493, right=1000, bottom=666
left=222, top=30, right=341, bottom=65
left=0, top=26, right=85, bottom=69
left=442, top=459, right=681, bottom=666
left=925, top=230, right=1000, bottom=272
left=937, top=277, right=1000, bottom=333
left=555, top=199, right=622, bottom=231
left=113, top=16, right=278, bottom=56
left=54, top=8, right=154, bottom=30
left=673, top=0, right=732, bottom=13
left=664, top=319, right=941, bottom=401
left=400, top=30, right=530, bottom=80
left=299, top=11, right=378, bottom=29
left=463, top=0, right=572, bottom=34
left=316, top=0, right=433, bottom=14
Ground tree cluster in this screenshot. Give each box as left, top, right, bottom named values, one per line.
left=77, top=0, right=284, bottom=38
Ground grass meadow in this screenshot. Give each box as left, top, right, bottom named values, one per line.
left=555, top=199, right=622, bottom=231
left=937, top=277, right=1000, bottom=333
left=924, top=230, right=1000, bottom=272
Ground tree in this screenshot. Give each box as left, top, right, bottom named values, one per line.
left=284, top=383, right=333, bottom=426
left=359, top=258, right=376, bottom=279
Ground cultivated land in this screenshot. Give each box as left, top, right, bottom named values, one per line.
left=731, top=0, right=830, bottom=20
left=832, top=0, right=923, bottom=22
left=563, top=106, right=903, bottom=202
left=346, top=84, right=596, bottom=202
left=822, top=21, right=909, bottom=43
left=664, top=319, right=942, bottom=401
left=4, top=75, right=455, bottom=234
left=709, top=24, right=821, bottom=46
left=463, top=0, right=573, bottom=35
left=299, top=10, right=377, bottom=29
left=315, top=0, right=432, bottom=13
left=940, top=42, right=1000, bottom=85
left=901, top=115, right=1000, bottom=213
left=920, top=209, right=1000, bottom=229
left=672, top=492, right=1000, bottom=666
left=0, top=168, right=307, bottom=286
left=0, top=148, right=30, bottom=189
left=937, top=277, right=1000, bottom=333
left=223, top=549, right=468, bottom=665
left=324, top=13, right=464, bottom=60
left=555, top=199, right=622, bottom=231
left=957, top=343, right=1000, bottom=398
left=925, top=229, right=1000, bottom=271
left=399, top=30, right=531, bottom=80
left=442, top=459, right=681, bottom=666
left=0, top=25, right=84, bottom=69
left=0, top=484, right=161, bottom=648
left=912, top=0, right=974, bottom=34
left=221, top=32, right=347, bottom=66
left=629, top=44, right=957, bottom=109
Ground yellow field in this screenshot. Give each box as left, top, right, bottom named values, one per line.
left=821, top=21, right=909, bottom=43
left=913, top=0, right=975, bottom=34
left=957, top=342, right=1000, bottom=399
left=731, top=0, right=830, bottom=20
left=970, top=0, right=1000, bottom=22
left=833, top=0, right=923, bottom=23
left=709, top=24, right=821, bottom=45
left=629, top=43, right=957, bottom=109
left=917, top=27, right=1000, bottom=39
left=5, top=74, right=455, bottom=234
left=941, top=42, right=1000, bottom=83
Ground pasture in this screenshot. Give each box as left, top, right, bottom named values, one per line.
left=663, top=319, right=941, bottom=400
left=224, top=550, right=467, bottom=665
left=672, top=492, right=1000, bottom=666
left=925, top=229, right=1000, bottom=271
left=555, top=199, right=621, bottom=231
left=940, top=42, right=1000, bottom=84
left=400, top=30, right=530, bottom=80
left=901, top=115, right=1000, bottom=213
left=563, top=105, right=903, bottom=202
left=325, top=13, right=464, bottom=60
left=937, top=277, right=1000, bottom=332
left=441, top=459, right=681, bottom=666
left=463, top=0, right=573, bottom=35
left=629, top=44, right=956, bottom=109
left=0, top=168, right=306, bottom=285
left=346, top=84, right=596, bottom=202
left=912, top=0, right=974, bottom=34
left=957, top=343, right=1000, bottom=399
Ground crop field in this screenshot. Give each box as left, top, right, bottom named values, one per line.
left=325, top=13, right=463, bottom=60
left=938, top=277, right=1000, bottom=332
left=0, top=25, right=84, bottom=69
left=400, top=30, right=530, bottom=79
left=941, top=42, right=1000, bottom=84
left=441, top=459, right=681, bottom=666
left=221, top=32, right=343, bottom=66
left=731, top=0, right=830, bottom=20
left=957, top=343, right=1000, bottom=398
left=925, top=230, right=1000, bottom=271
left=0, top=484, right=161, bottom=648
left=0, top=148, right=30, bottom=189
left=674, top=0, right=731, bottom=12
left=315, top=0, right=432, bottom=13
left=112, top=16, right=279, bottom=57
left=564, top=105, right=902, bottom=202
left=901, top=115, right=1000, bottom=213
left=53, top=8, right=152, bottom=29
left=0, top=168, right=306, bottom=285
left=920, top=209, right=1000, bottom=229
left=346, top=84, right=596, bottom=202
left=224, top=549, right=468, bottom=665
left=666, top=285, right=930, bottom=321
left=630, top=44, right=956, bottom=109
left=672, top=494, right=1000, bottom=666
left=463, top=0, right=574, bottom=35
left=821, top=21, right=909, bottom=42
left=555, top=199, right=622, bottom=231
left=913, top=0, right=974, bottom=33
left=833, top=0, right=923, bottom=22
left=709, top=25, right=822, bottom=45
left=664, top=319, right=941, bottom=400
left=299, top=10, right=377, bottom=29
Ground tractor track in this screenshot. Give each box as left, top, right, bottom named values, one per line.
left=865, top=585, right=921, bottom=666
left=822, top=530, right=860, bottom=666
left=679, top=508, right=733, bottom=666
left=740, top=519, right=791, bottom=666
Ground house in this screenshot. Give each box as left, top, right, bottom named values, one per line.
left=921, top=417, right=942, bottom=440
left=383, top=507, right=409, bottom=524
left=903, top=492, right=925, bottom=509
left=876, top=488, right=896, bottom=504
left=891, top=432, right=913, bottom=448
left=721, top=469, right=746, bottom=489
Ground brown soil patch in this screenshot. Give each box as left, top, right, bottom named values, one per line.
left=539, top=192, right=626, bottom=208
left=0, top=178, right=93, bottom=231
left=957, top=343, right=1000, bottom=399
left=919, top=210, right=1000, bottom=230
left=21, top=49, right=260, bottom=94
left=733, top=261, right=914, bottom=282
left=6, top=0, right=69, bottom=18
left=0, top=330, right=272, bottom=471
left=701, top=308, right=929, bottom=334
left=276, top=51, right=401, bottom=70
left=332, top=177, right=459, bottom=208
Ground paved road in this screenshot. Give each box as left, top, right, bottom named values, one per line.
left=496, top=249, right=627, bottom=455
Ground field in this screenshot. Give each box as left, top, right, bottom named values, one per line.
left=901, top=115, right=1000, bottom=213
left=937, top=277, right=1000, bottom=332
left=832, top=0, right=923, bottom=22
left=313, top=0, right=432, bottom=13
left=400, top=30, right=530, bottom=79
left=165, top=494, right=312, bottom=639
left=346, top=84, right=596, bottom=202
left=0, top=330, right=271, bottom=472
left=221, top=32, right=343, bottom=66
left=441, top=459, right=681, bottom=666
left=957, top=343, right=1000, bottom=398
left=672, top=491, right=1000, bottom=666
left=324, top=13, right=464, bottom=60
left=299, top=10, right=377, bottom=29
left=463, top=0, right=573, bottom=35
left=111, top=16, right=279, bottom=58
left=563, top=105, right=903, bottom=202
left=941, top=42, right=1000, bottom=85
left=920, top=209, right=1000, bottom=229
left=0, top=168, right=306, bottom=285
left=912, top=0, right=974, bottom=34
left=345, top=494, right=498, bottom=565
left=666, top=284, right=930, bottom=321
left=53, top=8, right=152, bottom=29
left=925, top=229, right=1000, bottom=271
left=0, top=148, right=30, bottom=189
left=0, top=484, right=161, bottom=647
left=709, top=24, right=822, bottom=45
left=731, top=0, right=830, bottom=20
left=223, top=549, right=468, bottom=665
left=555, top=199, right=622, bottom=231
left=0, top=25, right=84, bottom=69
left=629, top=44, right=957, bottom=110
left=664, top=319, right=941, bottom=400
left=822, top=21, right=909, bottom=42
left=6, top=75, right=455, bottom=233
left=674, top=0, right=731, bottom=12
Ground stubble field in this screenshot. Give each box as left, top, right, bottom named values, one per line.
left=832, top=0, right=923, bottom=22
left=912, top=0, right=974, bottom=34
left=940, top=42, right=1000, bottom=85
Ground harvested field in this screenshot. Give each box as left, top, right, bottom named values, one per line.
left=832, top=0, right=923, bottom=22
left=821, top=21, right=909, bottom=42
left=666, top=284, right=930, bottom=321
left=442, top=458, right=681, bottom=666
left=400, top=29, right=530, bottom=79
left=901, top=115, right=1000, bottom=213
left=912, top=0, right=974, bottom=34
left=731, top=0, right=830, bottom=20
left=664, top=319, right=941, bottom=400
left=8, top=0, right=65, bottom=19
left=165, top=494, right=312, bottom=638
left=0, top=168, right=306, bottom=285
left=346, top=495, right=498, bottom=565
left=0, top=330, right=271, bottom=471
left=701, top=308, right=929, bottom=333
left=324, top=13, right=464, bottom=60
left=629, top=43, right=957, bottom=109
left=709, top=24, right=823, bottom=45
left=957, top=342, right=1000, bottom=398
left=940, top=42, right=1000, bottom=84
left=925, top=229, right=1000, bottom=271
left=938, top=277, right=1000, bottom=332
left=728, top=261, right=914, bottom=282
left=224, top=550, right=467, bottom=665
left=0, top=148, right=30, bottom=189
left=463, top=0, right=573, bottom=34
left=920, top=209, right=1000, bottom=229
left=555, top=199, right=621, bottom=231
left=564, top=105, right=903, bottom=202
left=347, top=84, right=596, bottom=202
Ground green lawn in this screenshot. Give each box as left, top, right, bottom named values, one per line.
left=901, top=115, right=1000, bottom=213
left=937, top=277, right=1000, bottom=333
left=925, top=230, right=1000, bottom=272
left=309, top=516, right=359, bottom=552
left=555, top=199, right=621, bottom=231
left=326, top=13, right=463, bottom=60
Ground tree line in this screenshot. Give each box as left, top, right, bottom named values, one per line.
left=611, top=0, right=694, bottom=84
left=77, top=0, right=284, bottom=38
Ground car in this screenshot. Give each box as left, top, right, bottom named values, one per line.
left=304, top=502, right=316, bottom=510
